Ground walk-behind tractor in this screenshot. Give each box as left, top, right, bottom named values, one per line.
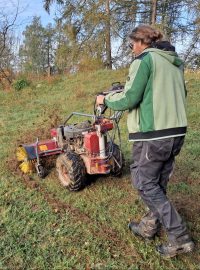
left=16, top=83, right=125, bottom=191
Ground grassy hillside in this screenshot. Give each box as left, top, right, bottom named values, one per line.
left=0, top=69, right=200, bottom=270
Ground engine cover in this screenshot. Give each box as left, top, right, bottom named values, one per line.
left=84, top=132, right=99, bottom=155
left=58, top=120, right=93, bottom=140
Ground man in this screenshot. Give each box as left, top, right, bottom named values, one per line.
left=96, top=25, right=194, bottom=258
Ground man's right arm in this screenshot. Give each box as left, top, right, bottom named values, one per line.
left=105, top=57, right=151, bottom=111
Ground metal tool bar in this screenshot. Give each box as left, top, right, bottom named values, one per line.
left=64, top=112, right=95, bottom=125
left=39, top=148, right=62, bottom=154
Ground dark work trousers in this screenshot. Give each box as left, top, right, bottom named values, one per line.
left=130, top=136, right=188, bottom=242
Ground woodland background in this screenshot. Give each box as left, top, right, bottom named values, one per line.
left=0, top=0, right=200, bottom=89
left=1, top=1, right=200, bottom=269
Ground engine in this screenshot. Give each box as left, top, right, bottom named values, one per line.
left=56, top=120, right=95, bottom=153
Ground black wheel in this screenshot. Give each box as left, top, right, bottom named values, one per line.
left=56, top=151, right=86, bottom=191
left=107, top=142, right=125, bottom=176
left=36, top=165, right=48, bottom=179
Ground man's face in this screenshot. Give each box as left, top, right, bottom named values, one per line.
left=130, top=40, right=148, bottom=56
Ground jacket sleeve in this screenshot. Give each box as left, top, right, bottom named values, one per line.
left=105, top=57, right=151, bottom=111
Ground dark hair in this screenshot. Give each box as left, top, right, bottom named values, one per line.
left=129, top=25, right=163, bottom=45
left=152, top=41, right=175, bottom=52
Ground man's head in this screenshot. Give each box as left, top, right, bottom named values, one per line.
left=129, top=25, right=163, bottom=56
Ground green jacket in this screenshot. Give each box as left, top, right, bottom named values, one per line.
left=105, top=48, right=187, bottom=141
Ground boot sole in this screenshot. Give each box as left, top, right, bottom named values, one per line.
left=157, top=242, right=195, bottom=258
left=128, top=224, right=155, bottom=240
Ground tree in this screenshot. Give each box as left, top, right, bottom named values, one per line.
left=105, top=0, right=112, bottom=69
left=43, top=0, right=200, bottom=70
left=54, top=20, right=80, bottom=73
left=0, top=4, right=18, bottom=87
left=44, top=23, right=56, bottom=75
left=151, top=0, right=157, bottom=26
left=182, top=0, right=200, bottom=67
left=43, top=0, right=139, bottom=70
left=19, top=17, right=55, bottom=74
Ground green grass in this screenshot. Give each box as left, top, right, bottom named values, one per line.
left=0, top=69, right=200, bottom=269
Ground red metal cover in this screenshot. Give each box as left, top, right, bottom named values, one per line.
left=100, top=121, right=113, bottom=132
left=84, top=132, right=99, bottom=155
left=37, top=139, right=62, bottom=156
left=80, top=154, right=111, bottom=174
left=38, top=140, right=58, bottom=152
left=50, top=128, right=57, bottom=137
left=23, top=139, right=62, bottom=160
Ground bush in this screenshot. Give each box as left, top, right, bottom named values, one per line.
left=12, top=78, right=30, bottom=91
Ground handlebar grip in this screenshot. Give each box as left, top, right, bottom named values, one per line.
left=112, top=82, right=121, bottom=86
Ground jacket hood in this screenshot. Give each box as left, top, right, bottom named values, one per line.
left=144, top=48, right=184, bottom=67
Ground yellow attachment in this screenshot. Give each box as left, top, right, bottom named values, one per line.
left=16, top=146, right=34, bottom=174
left=19, top=161, right=34, bottom=174
left=16, top=146, right=28, bottom=161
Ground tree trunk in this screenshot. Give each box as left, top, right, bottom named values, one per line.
left=0, top=68, right=12, bottom=84
left=47, top=36, right=51, bottom=77
left=105, top=0, right=112, bottom=69
left=151, top=0, right=157, bottom=26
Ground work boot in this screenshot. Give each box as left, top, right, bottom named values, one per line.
left=128, top=212, right=160, bottom=240
left=156, top=234, right=195, bottom=258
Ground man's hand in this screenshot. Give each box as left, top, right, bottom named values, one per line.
left=96, top=94, right=105, bottom=105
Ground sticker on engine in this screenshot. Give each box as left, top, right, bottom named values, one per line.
left=39, top=145, right=48, bottom=151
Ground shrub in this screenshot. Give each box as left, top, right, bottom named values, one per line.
left=13, top=78, right=30, bottom=91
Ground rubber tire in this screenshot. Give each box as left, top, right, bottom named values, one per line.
left=37, top=165, right=48, bottom=179
left=107, top=142, right=124, bottom=176
left=56, top=151, right=86, bottom=191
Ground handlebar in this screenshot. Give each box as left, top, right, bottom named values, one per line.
left=94, top=82, right=125, bottom=116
